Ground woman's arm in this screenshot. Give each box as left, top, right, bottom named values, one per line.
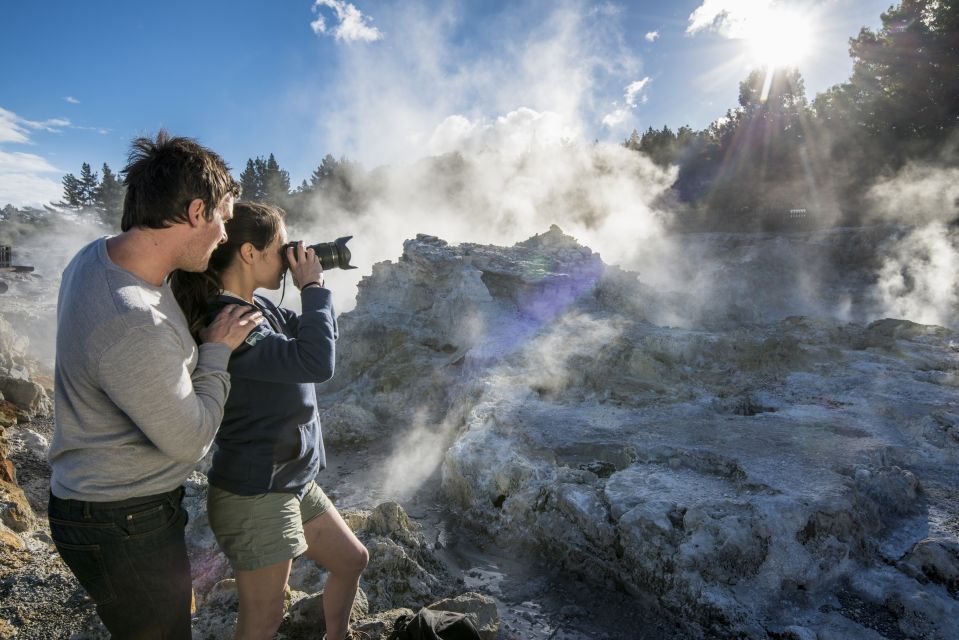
left=227, top=287, right=336, bottom=383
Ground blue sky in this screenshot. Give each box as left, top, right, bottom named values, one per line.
left=1, top=0, right=892, bottom=207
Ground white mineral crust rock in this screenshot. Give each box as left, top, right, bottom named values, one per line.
left=319, top=226, right=959, bottom=639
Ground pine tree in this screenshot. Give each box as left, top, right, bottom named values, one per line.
left=239, top=158, right=264, bottom=201
left=60, top=173, right=83, bottom=210
left=78, top=163, right=99, bottom=207
left=95, top=163, right=125, bottom=228
left=310, top=154, right=339, bottom=190
left=262, top=154, right=290, bottom=206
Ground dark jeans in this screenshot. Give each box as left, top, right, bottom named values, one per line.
left=48, top=487, right=193, bottom=639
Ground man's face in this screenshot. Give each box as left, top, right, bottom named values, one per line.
left=183, top=193, right=233, bottom=272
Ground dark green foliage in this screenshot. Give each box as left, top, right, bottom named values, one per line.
left=94, top=163, right=125, bottom=229
left=60, top=173, right=83, bottom=210
left=78, top=163, right=99, bottom=207
left=239, top=158, right=264, bottom=202
left=56, top=163, right=124, bottom=230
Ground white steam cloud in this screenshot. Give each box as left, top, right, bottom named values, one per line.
left=281, top=2, right=657, bottom=313
left=867, top=163, right=959, bottom=327
left=875, top=224, right=959, bottom=327
left=866, top=163, right=959, bottom=227
left=292, top=125, right=674, bottom=315
left=645, top=30, right=660, bottom=42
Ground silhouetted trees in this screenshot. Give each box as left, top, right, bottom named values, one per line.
left=625, top=0, right=958, bottom=230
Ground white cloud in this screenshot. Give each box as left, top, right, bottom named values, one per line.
left=312, top=0, right=383, bottom=43
left=602, top=77, right=651, bottom=128
left=0, top=108, right=31, bottom=144
left=686, top=0, right=773, bottom=37
left=64, top=96, right=80, bottom=104
left=0, top=150, right=62, bottom=207
left=0, top=149, right=60, bottom=174
left=624, top=77, right=651, bottom=107
left=0, top=107, right=72, bottom=207
left=0, top=107, right=72, bottom=144
left=645, top=30, right=660, bottom=42
left=602, top=107, right=630, bottom=127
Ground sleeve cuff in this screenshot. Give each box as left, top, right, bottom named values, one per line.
left=300, top=285, right=333, bottom=309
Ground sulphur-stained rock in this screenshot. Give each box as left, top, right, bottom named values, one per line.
left=0, top=521, right=25, bottom=552
left=426, top=592, right=499, bottom=640
left=365, top=501, right=420, bottom=548
left=0, top=400, right=17, bottom=429
left=0, top=377, right=50, bottom=416
left=0, top=478, right=34, bottom=533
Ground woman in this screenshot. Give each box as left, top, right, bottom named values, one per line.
left=171, top=202, right=368, bottom=640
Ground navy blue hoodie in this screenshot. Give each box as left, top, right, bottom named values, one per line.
left=207, top=286, right=337, bottom=498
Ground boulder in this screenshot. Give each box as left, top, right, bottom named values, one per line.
left=0, top=377, right=50, bottom=416
left=319, top=402, right=380, bottom=445
left=0, top=478, right=34, bottom=533
left=0, top=400, right=17, bottom=429
left=426, top=592, right=499, bottom=640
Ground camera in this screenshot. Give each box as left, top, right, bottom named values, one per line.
left=282, top=236, right=357, bottom=271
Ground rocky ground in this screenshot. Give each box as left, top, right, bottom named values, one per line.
left=2, top=225, right=958, bottom=639
left=318, top=226, right=959, bottom=639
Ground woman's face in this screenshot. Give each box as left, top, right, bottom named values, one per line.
left=254, top=221, right=289, bottom=291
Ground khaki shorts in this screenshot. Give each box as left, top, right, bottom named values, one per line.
left=207, top=481, right=332, bottom=572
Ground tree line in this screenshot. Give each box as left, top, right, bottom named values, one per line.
left=42, top=152, right=365, bottom=233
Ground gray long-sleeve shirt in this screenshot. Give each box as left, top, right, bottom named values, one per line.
left=48, top=237, right=232, bottom=501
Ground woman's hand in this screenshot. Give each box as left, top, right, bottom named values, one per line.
left=287, top=241, right=324, bottom=290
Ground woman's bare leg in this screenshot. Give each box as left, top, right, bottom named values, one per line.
left=233, top=559, right=293, bottom=640
left=303, top=506, right=369, bottom=640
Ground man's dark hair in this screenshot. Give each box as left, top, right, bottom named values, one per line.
left=120, top=130, right=240, bottom=232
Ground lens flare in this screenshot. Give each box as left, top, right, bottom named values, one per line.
left=743, top=8, right=813, bottom=69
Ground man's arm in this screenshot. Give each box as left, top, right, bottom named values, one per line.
left=98, top=325, right=233, bottom=463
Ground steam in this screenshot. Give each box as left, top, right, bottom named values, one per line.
left=866, top=163, right=959, bottom=227
left=378, top=408, right=459, bottom=502
left=292, top=131, right=674, bottom=315
left=865, top=163, right=959, bottom=326
left=0, top=213, right=106, bottom=366
left=874, top=223, right=959, bottom=327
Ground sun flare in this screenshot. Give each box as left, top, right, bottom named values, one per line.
left=743, top=8, right=813, bottom=69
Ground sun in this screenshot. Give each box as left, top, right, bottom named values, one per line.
left=742, top=8, right=814, bottom=69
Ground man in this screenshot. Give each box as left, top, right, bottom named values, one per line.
left=47, top=131, right=263, bottom=639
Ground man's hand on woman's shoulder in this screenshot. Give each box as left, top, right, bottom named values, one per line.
left=201, top=304, right=264, bottom=350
